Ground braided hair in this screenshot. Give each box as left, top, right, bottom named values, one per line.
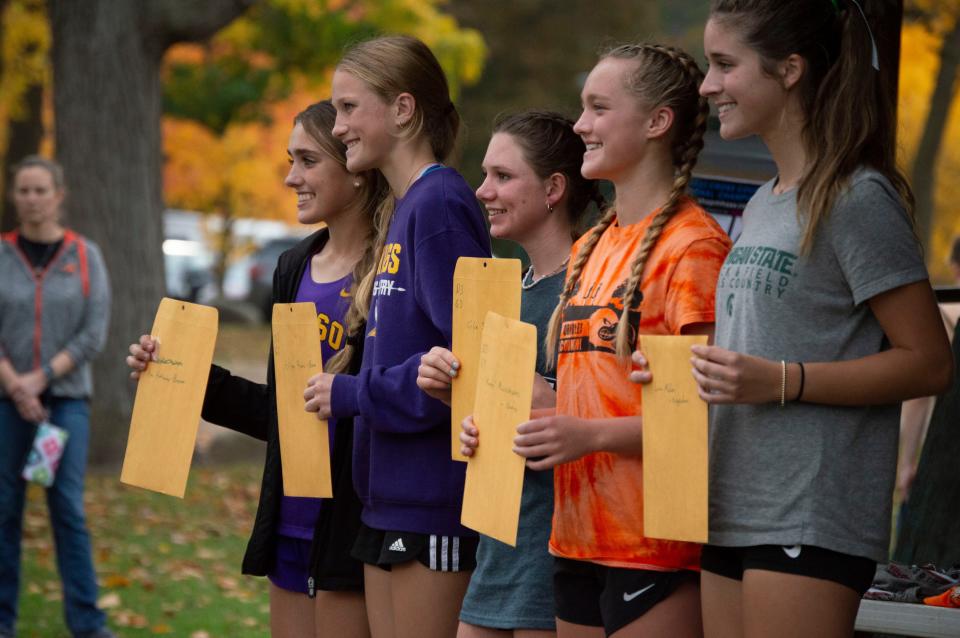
left=545, top=43, right=709, bottom=363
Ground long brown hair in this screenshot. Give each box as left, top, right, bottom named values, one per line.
left=709, top=0, right=914, bottom=253
left=296, top=101, right=388, bottom=374
left=545, top=44, right=709, bottom=363
left=331, top=36, right=460, bottom=371
left=492, top=110, right=604, bottom=240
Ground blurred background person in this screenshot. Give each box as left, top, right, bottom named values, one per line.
left=0, top=155, right=113, bottom=638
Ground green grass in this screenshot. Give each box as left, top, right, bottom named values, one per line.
left=18, top=464, right=270, bottom=638
left=213, top=325, right=272, bottom=370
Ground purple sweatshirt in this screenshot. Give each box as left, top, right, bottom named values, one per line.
left=330, top=166, right=491, bottom=536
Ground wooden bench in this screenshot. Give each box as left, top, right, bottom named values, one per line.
left=855, top=599, right=960, bottom=637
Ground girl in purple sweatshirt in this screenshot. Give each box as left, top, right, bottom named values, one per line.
left=303, top=35, right=491, bottom=638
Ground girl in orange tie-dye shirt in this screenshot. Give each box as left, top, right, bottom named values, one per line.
left=509, top=44, right=731, bottom=637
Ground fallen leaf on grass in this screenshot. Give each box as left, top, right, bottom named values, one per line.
left=190, top=632, right=210, bottom=638
left=196, top=547, right=223, bottom=560
left=98, top=592, right=121, bottom=609
left=151, top=623, right=173, bottom=634
left=216, top=576, right=239, bottom=591
left=113, top=610, right=149, bottom=628
left=103, top=574, right=131, bottom=588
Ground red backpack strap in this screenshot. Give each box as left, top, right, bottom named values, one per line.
left=63, top=230, right=90, bottom=298
left=77, top=236, right=89, bottom=298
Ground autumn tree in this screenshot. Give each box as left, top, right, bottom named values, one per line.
left=905, top=0, right=960, bottom=254
left=48, top=0, right=257, bottom=463
left=0, top=0, right=47, bottom=231
left=161, top=0, right=486, bottom=292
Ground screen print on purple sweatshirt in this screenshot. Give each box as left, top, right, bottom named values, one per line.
left=329, top=167, right=491, bottom=536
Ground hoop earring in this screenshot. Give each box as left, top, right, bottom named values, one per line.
left=546, top=201, right=555, bottom=214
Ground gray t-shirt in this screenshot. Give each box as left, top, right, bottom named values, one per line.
left=710, top=169, right=928, bottom=562
left=459, top=267, right=563, bottom=630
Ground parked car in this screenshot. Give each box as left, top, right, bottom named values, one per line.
left=247, top=236, right=301, bottom=320
left=163, top=238, right=215, bottom=303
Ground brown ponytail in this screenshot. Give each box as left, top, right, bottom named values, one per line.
left=710, top=0, right=914, bottom=253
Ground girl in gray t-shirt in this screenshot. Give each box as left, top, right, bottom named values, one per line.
left=688, top=1, right=954, bottom=637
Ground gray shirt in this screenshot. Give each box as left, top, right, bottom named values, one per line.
left=0, top=231, right=111, bottom=400
left=459, top=267, right=563, bottom=630
left=710, top=170, right=928, bottom=562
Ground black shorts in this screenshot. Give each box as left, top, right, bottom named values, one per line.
left=553, top=557, right=699, bottom=636
left=700, top=544, right=876, bottom=596
left=351, top=523, right=478, bottom=573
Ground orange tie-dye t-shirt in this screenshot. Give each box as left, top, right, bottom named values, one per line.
left=551, top=198, right=731, bottom=570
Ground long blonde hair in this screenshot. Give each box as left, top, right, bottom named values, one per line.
left=545, top=44, right=709, bottom=363
left=330, top=35, right=460, bottom=371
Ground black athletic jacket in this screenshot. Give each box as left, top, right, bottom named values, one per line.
left=201, top=228, right=364, bottom=592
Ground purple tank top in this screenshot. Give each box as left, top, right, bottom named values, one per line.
left=276, top=262, right=352, bottom=539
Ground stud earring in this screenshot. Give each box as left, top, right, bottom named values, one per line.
left=354, top=179, right=361, bottom=188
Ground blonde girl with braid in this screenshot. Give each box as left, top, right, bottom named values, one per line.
left=487, top=44, right=732, bottom=638
left=692, top=2, right=953, bottom=637
left=303, top=35, right=492, bottom=638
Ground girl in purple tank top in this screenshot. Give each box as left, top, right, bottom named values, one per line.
left=126, top=101, right=388, bottom=638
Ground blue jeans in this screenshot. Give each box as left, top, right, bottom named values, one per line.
left=0, top=398, right=106, bottom=636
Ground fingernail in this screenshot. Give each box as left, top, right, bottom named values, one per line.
left=449, top=368, right=458, bottom=377
left=451, top=361, right=460, bottom=370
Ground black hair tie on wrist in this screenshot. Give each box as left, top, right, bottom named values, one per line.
left=796, top=362, right=806, bottom=402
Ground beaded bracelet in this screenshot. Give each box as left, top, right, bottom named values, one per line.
left=779, top=360, right=787, bottom=408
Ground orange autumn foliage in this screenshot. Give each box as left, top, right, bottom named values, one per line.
left=163, top=82, right=328, bottom=224
left=900, top=22, right=960, bottom=283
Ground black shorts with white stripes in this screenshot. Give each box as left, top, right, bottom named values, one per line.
left=351, top=523, right=478, bottom=573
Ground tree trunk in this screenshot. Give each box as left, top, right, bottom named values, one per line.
left=2, top=83, right=45, bottom=232
left=911, top=19, right=960, bottom=250
left=47, top=0, right=253, bottom=465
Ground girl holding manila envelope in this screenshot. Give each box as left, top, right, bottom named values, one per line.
left=417, top=110, right=603, bottom=637
left=300, top=36, right=492, bottom=638
left=126, top=101, right=387, bottom=638
left=687, top=2, right=953, bottom=636
left=464, top=45, right=732, bottom=638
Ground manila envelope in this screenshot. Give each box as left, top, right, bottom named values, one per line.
left=639, top=334, right=709, bottom=543
left=121, top=298, right=217, bottom=497
left=461, top=312, right=537, bottom=546
left=451, top=257, right=521, bottom=460
left=272, top=302, right=332, bottom=498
